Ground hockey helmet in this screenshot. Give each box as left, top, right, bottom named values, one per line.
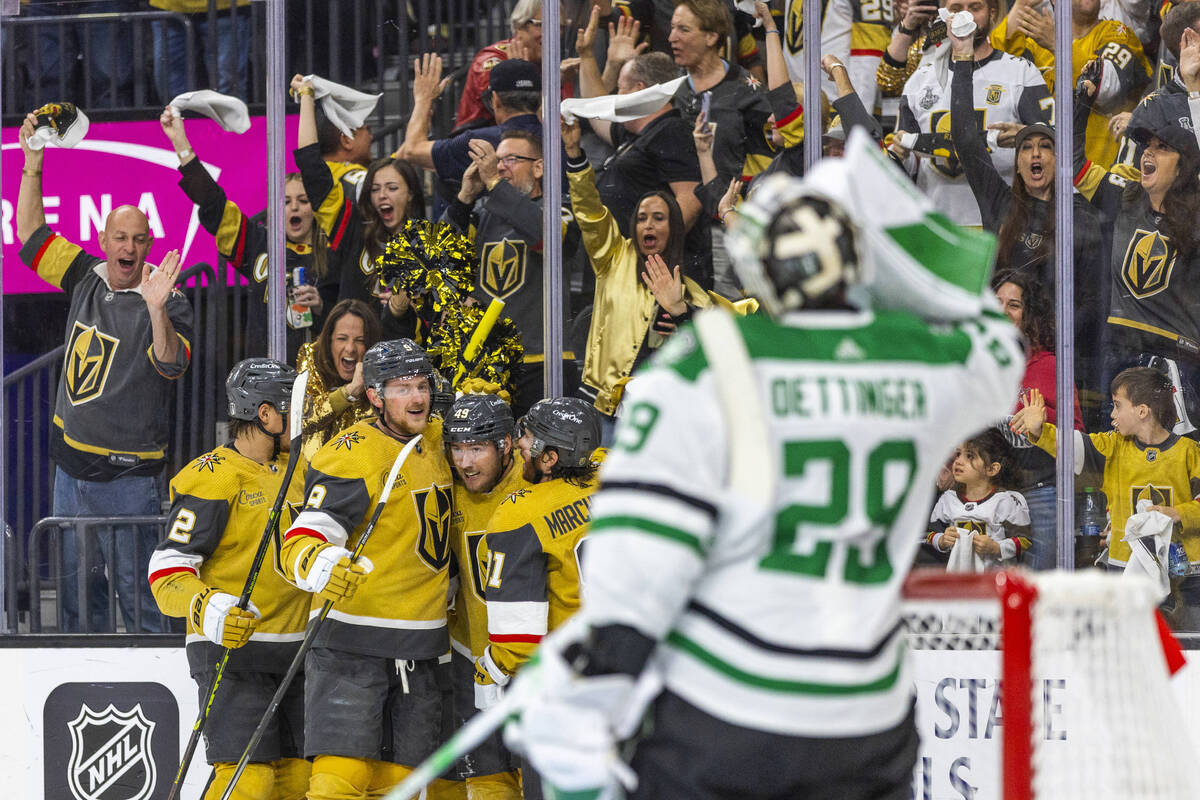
left=362, top=338, right=434, bottom=395
left=445, top=393, right=515, bottom=447
left=519, top=397, right=601, bottom=468
left=725, top=173, right=859, bottom=317
left=226, top=358, right=299, bottom=420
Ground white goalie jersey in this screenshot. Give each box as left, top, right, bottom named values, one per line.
left=583, top=308, right=1024, bottom=737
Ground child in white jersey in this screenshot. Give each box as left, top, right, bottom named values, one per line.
left=928, top=428, right=1033, bottom=567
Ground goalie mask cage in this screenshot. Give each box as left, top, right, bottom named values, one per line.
left=901, top=569, right=1198, bottom=799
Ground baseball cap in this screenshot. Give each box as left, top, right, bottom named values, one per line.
left=1013, top=122, right=1054, bottom=152
left=1128, top=121, right=1200, bottom=161
left=488, top=59, right=541, bottom=94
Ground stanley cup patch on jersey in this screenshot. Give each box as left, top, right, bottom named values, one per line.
left=414, top=484, right=454, bottom=570
left=1121, top=229, right=1177, bottom=298
left=64, top=321, right=119, bottom=406
left=480, top=239, right=527, bottom=300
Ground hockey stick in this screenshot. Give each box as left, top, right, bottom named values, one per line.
left=219, top=433, right=423, bottom=800
left=166, top=369, right=309, bottom=800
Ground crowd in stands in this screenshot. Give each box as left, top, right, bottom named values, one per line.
left=15, top=0, right=1200, bottom=619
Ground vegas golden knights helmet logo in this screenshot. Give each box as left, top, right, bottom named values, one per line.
left=480, top=239, right=527, bottom=300
left=785, top=0, right=803, bottom=55
left=414, top=484, right=454, bottom=570
left=466, top=531, right=488, bottom=599
left=1130, top=484, right=1170, bottom=515
left=64, top=322, right=119, bottom=406
left=1121, top=229, right=1176, bottom=298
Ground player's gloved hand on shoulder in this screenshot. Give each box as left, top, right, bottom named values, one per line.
left=293, top=541, right=374, bottom=604
left=190, top=588, right=261, bottom=649
left=474, top=647, right=511, bottom=710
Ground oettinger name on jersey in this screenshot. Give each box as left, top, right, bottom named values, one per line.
left=66, top=703, right=157, bottom=800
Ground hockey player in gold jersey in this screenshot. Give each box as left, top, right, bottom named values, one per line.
left=443, top=394, right=531, bottom=799
left=149, top=359, right=310, bottom=800
left=473, top=398, right=602, bottom=705
left=279, top=339, right=454, bottom=800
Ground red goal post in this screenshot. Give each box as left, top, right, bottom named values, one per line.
left=902, top=569, right=1196, bottom=800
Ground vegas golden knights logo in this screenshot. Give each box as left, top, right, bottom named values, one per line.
left=1121, top=229, right=1176, bottom=298
left=466, top=531, right=488, bottom=599
left=954, top=519, right=988, bottom=538
left=480, top=239, right=527, bottom=300
left=64, top=322, right=119, bottom=406
left=985, top=84, right=1003, bottom=105
left=1130, top=484, right=1170, bottom=515
left=414, top=484, right=453, bottom=570
left=785, top=0, right=803, bottom=55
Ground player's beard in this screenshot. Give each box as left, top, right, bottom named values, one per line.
left=973, top=21, right=992, bottom=49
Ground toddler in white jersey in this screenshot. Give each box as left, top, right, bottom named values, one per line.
left=927, top=428, right=1033, bottom=567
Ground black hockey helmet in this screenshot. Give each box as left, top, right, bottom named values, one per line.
left=725, top=173, right=859, bottom=316
left=445, top=394, right=515, bottom=447
left=226, top=358, right=298, bottom=421
left=519, top=397, right=601, bottom=468
left=362, top=338, right=434, bottom=395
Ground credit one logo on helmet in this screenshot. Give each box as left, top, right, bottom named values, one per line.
left=44, top=682, right=179, bottom=800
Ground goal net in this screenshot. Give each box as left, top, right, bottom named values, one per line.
left=902, top=570, right=1198, bottom=800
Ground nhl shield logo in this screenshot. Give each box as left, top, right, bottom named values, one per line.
left=66, top=703, right=157, bottom=800
left=64, top=321, right=120, bottom=406
left=480, top=239, right=527, bottom=300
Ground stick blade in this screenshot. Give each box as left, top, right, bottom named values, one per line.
left=289, top=370, right=310, bottom=442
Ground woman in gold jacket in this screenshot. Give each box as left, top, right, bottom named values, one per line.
left=562, top=120, right=712, bottom=418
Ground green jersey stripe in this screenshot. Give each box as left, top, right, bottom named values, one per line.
left=666, top=632, right=903, bottom=695
left=737, top=312, right=973, bottom=365
left=590, top=515, right=706, bottom=556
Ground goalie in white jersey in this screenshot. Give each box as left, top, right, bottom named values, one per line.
left=503, top=171, right=1025, bottom=799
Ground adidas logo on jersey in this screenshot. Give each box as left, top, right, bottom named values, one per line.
left=835, top=338, right=865, bottom=360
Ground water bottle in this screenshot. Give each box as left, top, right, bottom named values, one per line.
left=1075, top=487, right=1105, bottom=569
left=1169, top=542, right=1189, bottom=578
left=287, top=266, right=314, bottom=329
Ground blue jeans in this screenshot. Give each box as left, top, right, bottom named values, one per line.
left=30, top=0, right=137, bottom=108
left=153, top=9, right=251, bottom=102
left=1023, top=484, right=1058, bottom=571
left=53, top=467, right=164, bottom=633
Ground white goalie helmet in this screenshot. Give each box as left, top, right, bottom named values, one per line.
left=725, top=173, right=860, bottom=317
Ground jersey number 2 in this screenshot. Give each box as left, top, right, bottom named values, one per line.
left=760, top=438, right=916, bottom=584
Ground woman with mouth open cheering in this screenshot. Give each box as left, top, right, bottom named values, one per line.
left=1072, top=27, right=1200, bottom=431
left=290, top=74, right=426, bottom=313
left=562, top=118, right=712, bottom=436
left=161, top=105, right=341, bottom=363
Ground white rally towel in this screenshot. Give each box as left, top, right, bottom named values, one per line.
left=303, top=75, right=382, bottom=139
left=946, top=528, right=985, bottom=573
left=798, top=128, right=999, bottom=320
left=560, top=76, right=687, bottom=126
left=1123, top=499, right=1173, bottom=601
left=168, top=89, right=251, bottom=134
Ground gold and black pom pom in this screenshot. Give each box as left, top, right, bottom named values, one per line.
left=376, top=219, right=475, bottom=313
left=426, top=304, right=524, bottom=399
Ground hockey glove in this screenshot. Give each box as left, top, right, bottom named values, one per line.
left=293, top=542, right=374, bottom=604
left=474, top=646, right=511, bottom=710
left=190, top=588, right=261, bottom=649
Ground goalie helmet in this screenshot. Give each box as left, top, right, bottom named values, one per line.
left=226, top=358, right=298, bottom=420
left=362, top=338, right=434, bottom=394
left=725, top=173, right=859, bottom=317
left=520, top=397, right=601, bottom=468
left=445, top=394, right=515, bottom=447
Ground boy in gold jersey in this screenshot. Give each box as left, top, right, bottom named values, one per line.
left=474, top=398, right=602, bottom=703
left=149, top=359, right=310, bottom=800
left=280, top=339, right=455, bottom=800
left=444, top=394, right=531, bottom=799
left=1012, top=367, right=1200, bottom=625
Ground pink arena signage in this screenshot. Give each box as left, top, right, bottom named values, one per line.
left=1, top=115, right=301, bottom=294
